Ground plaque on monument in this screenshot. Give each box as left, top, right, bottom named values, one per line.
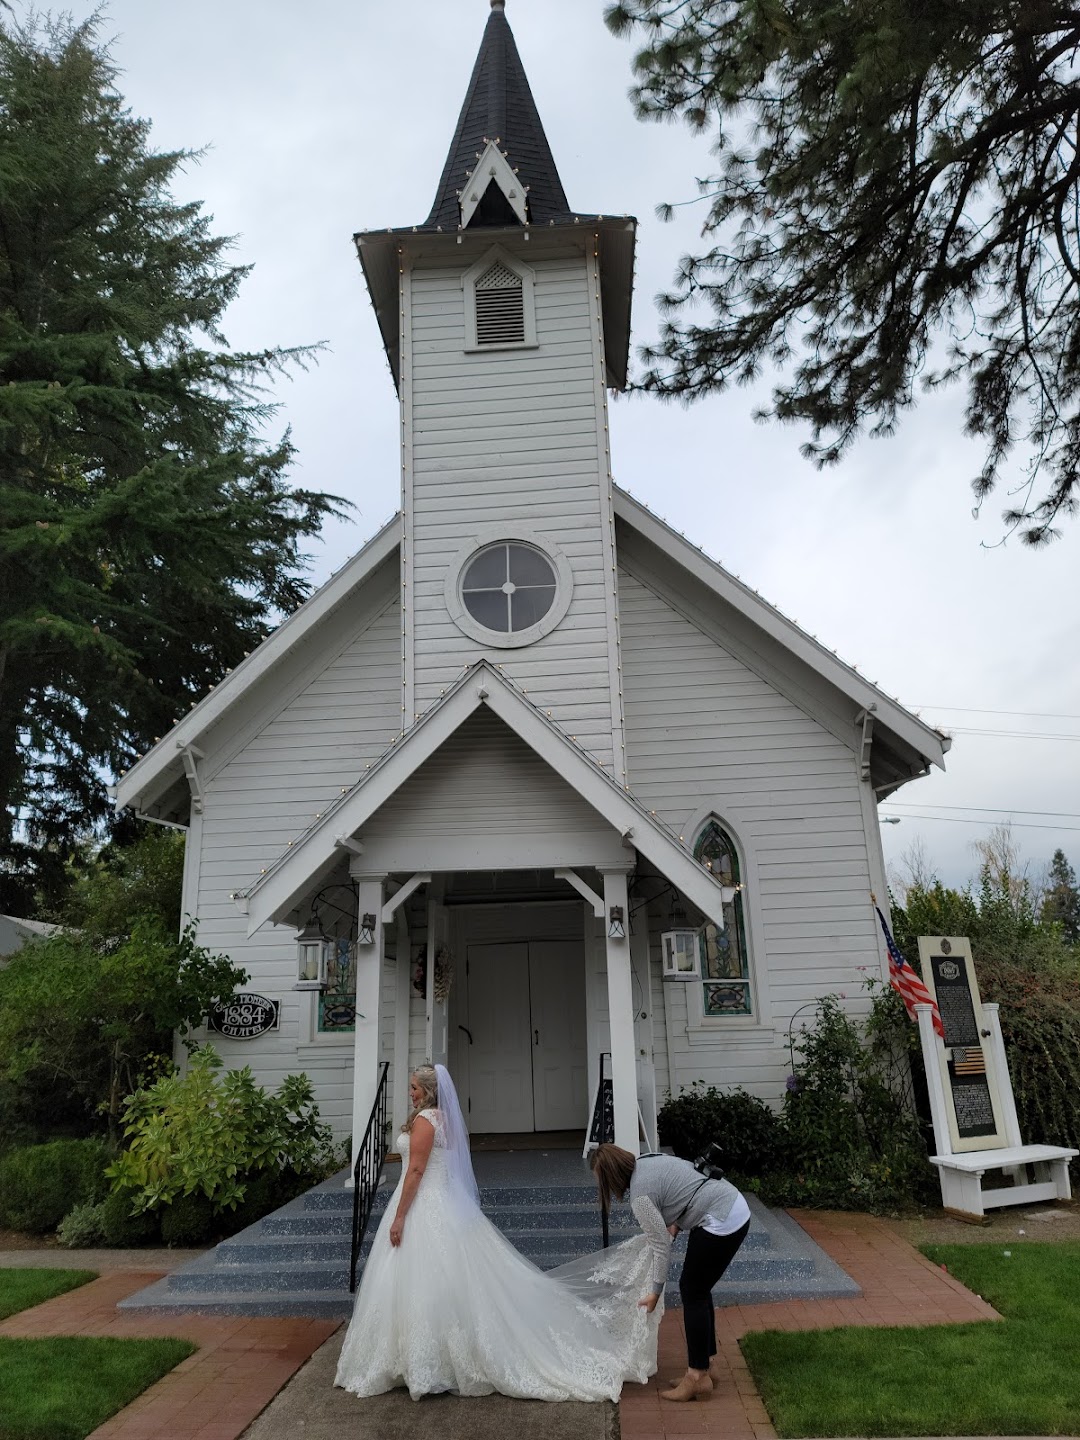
left=918, top=936, right=1007, bottom=1152
left=929, top=955, right=981, bottom=1046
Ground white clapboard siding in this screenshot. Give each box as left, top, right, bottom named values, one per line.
left=618, top=566, right=880, bottom=1101
left=185, top=598, right=404, bottom=1136
left=403, top=238, right=619, bottom=770
left=362, top=709, right=614, bottom=845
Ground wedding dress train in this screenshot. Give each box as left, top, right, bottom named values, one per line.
left=334, top=1109, right=661, bottom=1402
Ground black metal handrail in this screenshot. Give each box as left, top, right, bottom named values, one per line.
left=349, top=1060, right=390, bottom=1292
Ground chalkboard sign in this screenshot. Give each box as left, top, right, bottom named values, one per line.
left=587, top=1060, right=615, bottom=1147
left=208, top=992, right=279, bottom=1041
left=918, top=937, right=1006, bottom=1152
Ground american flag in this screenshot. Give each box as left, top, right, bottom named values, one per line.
left=951, top=1047, right=987, bottom=1075
left=875, top=905, right=944, bottom=1038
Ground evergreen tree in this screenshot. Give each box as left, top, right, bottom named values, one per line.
left=0, top=16, right=347, bottom=910
left=606, top=1, right=1080, bottom=543
left=1041, top=848, right=1080, bottom=942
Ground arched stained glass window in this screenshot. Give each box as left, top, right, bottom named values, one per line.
left=694, top=820, right=753, bottom=1017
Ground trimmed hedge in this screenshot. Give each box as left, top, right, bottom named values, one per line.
left=657, top=1085, right=786, bottom=1176
left=657, top=992, right=935, bottom=1214
left=0, top=1139, right=108, bottom=1234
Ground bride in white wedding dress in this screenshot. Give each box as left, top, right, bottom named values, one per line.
left=334, top=1063, right=661, bottom=1402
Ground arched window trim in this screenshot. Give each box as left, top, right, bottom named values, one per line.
left=683, top=808, right=771, bottom=1031
left=462, top=245, right=538, bottom=352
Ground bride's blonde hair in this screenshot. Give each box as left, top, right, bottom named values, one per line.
left=405, top=1064, right=438, bottom=1132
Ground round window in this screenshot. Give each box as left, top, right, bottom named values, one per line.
left=460, top=542, right=557, bottom=634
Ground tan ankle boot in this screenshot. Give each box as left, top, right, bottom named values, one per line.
left=660, top=1372, right=713, bottom=1403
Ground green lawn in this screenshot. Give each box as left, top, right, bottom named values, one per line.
left=0, top=1271, right=96, bottom=1322
left=0, top=1335, right=195, bottom=1440
left=741, top=1241, right=1080, bottom=1437
left=0, top=1270, right=195, bottom=1440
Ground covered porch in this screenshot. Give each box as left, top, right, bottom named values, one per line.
left=235, top=662, right=736, bottom=1161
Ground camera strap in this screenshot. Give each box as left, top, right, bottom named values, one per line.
left=674, top=1174, right=712, bottom=1228
left=638, top=1154, right=716, bottom=1228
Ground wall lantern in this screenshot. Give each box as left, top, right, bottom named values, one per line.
left=661, top=929, right=700, bottom=980
left=295, top=920, right=328, bottom=990
left=608, top=905, right=625, bottom=940
left=357, top=912, right=377, bottom=947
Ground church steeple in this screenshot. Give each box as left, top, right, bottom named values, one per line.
left=424, top=0, right=572, bottom=232
left=355, top=0, right=636, bottom=389
left=354, top=0, right=637, bottom=783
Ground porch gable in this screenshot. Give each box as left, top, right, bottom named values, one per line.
left=240, top=660, right=731, bottom=936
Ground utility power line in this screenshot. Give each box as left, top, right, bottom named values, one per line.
left=943, top=727, right=1080, bottom=742
left=880, top=812, right=1080, bottom=833
left=887, top=803, right=1080, bottom=820
left=911, top=705, right=1080, bottom=721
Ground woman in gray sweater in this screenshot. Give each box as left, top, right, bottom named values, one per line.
left=588, top=1144, right=750, bottom=1403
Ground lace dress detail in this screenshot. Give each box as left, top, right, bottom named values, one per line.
left=334, top=1110, right=660, bottom=1402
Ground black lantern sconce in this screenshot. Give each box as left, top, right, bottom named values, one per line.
left=357, top=912, right=377, bottom=946
left=608, top=905, right=625, bottom=940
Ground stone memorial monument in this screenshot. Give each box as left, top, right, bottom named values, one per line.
left=915, top=935, right=1077, bottom=1222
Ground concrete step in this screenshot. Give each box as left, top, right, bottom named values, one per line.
left=118, top=1170, right=860, bottom=1318
left=218, top=1229, right=615, bottom=1266
left=169, top=1260, right=355, bottom=1294
left=305, top=1180, right=609, bottom=1214
left=171, top=1237, right=810, bottom=1295
left=117, top=1275, right=356, bottom=1320
left=262, top=1204, right=640, bottom=1238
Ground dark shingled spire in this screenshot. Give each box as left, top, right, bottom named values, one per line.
left=424, top=2, right=572, bottom=230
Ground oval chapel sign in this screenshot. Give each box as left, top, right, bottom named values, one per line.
left=208, top=992, right=279, bottom=1040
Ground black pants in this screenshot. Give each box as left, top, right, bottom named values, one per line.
left=679, top=1219, right=751, bottom=1371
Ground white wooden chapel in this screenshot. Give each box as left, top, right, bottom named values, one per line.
left=115, top=0, right=949, bottom=1161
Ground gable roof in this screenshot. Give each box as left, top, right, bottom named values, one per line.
left=114, top=485, right=946, bottom=829
left=239, top=659, right=733, bottom=936
left=425, top=1, right=571, bottom=232
left=612, top=486, right=950, bottom=784
left=112, top=517, right=401, bottom=821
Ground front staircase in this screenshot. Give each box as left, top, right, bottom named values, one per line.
left=118, top=1155, right=858, bottom=1320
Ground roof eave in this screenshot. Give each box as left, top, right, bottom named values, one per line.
left=356, top=216, right=637, bottom=393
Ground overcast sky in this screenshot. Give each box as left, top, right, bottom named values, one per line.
left=37, top=0, right=1080, bottom=893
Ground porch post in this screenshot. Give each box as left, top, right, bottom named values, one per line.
left=350, top=872, right=388, bottom=1175
left=600, top=866, right=638, bottom=1153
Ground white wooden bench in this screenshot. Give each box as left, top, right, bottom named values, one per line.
left=916, top=1002, right=1078, bottom=1223
left=930, top=1143, right=1076, bottom=1222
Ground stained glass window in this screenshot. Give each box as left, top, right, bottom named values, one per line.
left=318, top=936, right=357, bottom=1033
left=694, top=821, right=753, bottom=1017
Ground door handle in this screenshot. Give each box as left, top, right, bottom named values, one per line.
left=458, top=1025, right=473, bottom=1045
left=534, top=1029, right=539, bottom=1046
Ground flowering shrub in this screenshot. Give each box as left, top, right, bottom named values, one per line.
left=107, top=1044, right=341, bottom=1216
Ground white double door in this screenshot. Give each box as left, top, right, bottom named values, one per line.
left=465, top=940, right=587, bottom=1132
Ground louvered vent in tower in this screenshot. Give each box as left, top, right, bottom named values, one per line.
left=474, top=262, right=525, bottom=345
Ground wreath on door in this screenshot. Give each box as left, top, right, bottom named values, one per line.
left=411, top=944, right=454, bottom=1002
left=433, top=945, right=454, bottom=1003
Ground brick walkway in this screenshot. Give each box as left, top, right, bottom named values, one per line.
left=0, top=1211, right=1000, bottom=1440
left=0, top=1270, right=337, bottom=1440
left=618, top=1210, right=1001, bottom=1440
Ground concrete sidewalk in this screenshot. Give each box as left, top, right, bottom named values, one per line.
left=0, top=1247, right=205, bottom=1271
left=239, top=1330, right=616, bottom=1440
